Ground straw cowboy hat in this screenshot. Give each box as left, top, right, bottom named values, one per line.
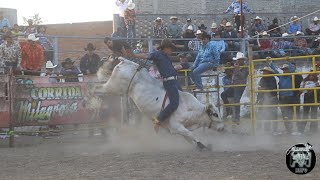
left=233, top=52, right=247, bottom=61
left=187, top=18, right=192, bottom=22
left=84, top=43, right=96, bottom=51
left=261, top=31, right=270, bottom=36
left=225, top=22, right=232, bottom=27
left=211, top=22, right=217, bottom=29
left=282, top=33, right=289, bottom=37
left=62, top=58, right=75, bottom=67
left=195, top=30, right=203, bottom=35
left=254, top=16, right=262, bottom=20
left=187, top=25, right=193, bottom=31
left=45, top=61, right=57, bottom=69
left=296, top=31, right=304, bottom=36
left=315, top=35, right=320, bottom=41
left=27, top=33, right=39, bottom=41
left=313, top=17, right=319, bottom=22
left=170, top=16, right=178, bottom=20
left=292, top=16, right=299, bottom=20
left=155, top=17, right=162, bottom=22
left=280, top=64, right=289, bottom=69
left=260, top=67, right=274, bottom=73
left=127, top=2, right=135, bottom=10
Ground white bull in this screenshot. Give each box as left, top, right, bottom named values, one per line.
left=97, top=56, right=224, bottom=150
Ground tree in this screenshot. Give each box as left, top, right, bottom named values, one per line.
left=23, top=14, right=43, bottom=25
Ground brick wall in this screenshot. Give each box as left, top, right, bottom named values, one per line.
left=45, top=21, right=113, bottom=65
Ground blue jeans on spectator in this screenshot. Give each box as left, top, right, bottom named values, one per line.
left=190, top=62, right=216, bottom=90
left=157, top=80, right=180, bottom=122
left=221, top=86, right=245, bottom=122
left=272, top=49, right=286, bottom=57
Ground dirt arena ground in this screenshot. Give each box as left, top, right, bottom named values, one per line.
left=0, top=122, right=320, bottom=180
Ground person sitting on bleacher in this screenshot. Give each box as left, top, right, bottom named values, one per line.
left=310, top=35, right=320, bottom=54
left=293, top=31, right=313, bottom=55
left=222, top=22, right=240, bottom=51
left=258, top=31, right=272, bottom=58
left=175, top=53, right=192, bottom=87
left=167, top=16, right=182, bottom=39
left=190, top=32, right=220, bottom=91
left=60, top=58, right=81, bottom=82
left=306, top=17, right=320, bottom=36
left=250, top=16, right=267, bottom=36
left=288, top=16, right=302, bottom=35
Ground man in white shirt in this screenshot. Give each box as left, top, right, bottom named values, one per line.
left=306, top=17, right=320, bottom=35
left=115, top=0, right=129, bottom=36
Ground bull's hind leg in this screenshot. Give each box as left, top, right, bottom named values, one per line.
left=173, top=124, right=207, bottom=150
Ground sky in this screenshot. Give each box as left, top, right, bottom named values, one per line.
left=2, top=0, right=116, bottom=24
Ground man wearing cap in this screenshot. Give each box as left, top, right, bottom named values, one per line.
left=153, top=17, right=167, bottom=39
left=267, top=58, right=295, bottom=134
left=134, top=39, right=181, bottom=131
left=182, top=18, right=197, bottom=34
left=221, top=52, right=248, bottom=125
left=224, top=0, right=253, bottom=30
left=0, top=31, right=22, bottom=71
left=250, top=16, right=266, bottom=36
left=21, top=33, right=44, bottom=76
left=306, top=17, right=320, bottom=35
left=167, top=16, right=182, bottom=39
left=257, top=67, right=278, bottom=133
left=288, top=16, right=302, bottom=35
left=222, top=22, right=240, bottom=51
left=80, top=43, right=101, bottom=75
left=190, top=32, right=221, bottom=90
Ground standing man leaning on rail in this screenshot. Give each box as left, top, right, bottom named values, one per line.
left=267, top=57, right=295, bottom=135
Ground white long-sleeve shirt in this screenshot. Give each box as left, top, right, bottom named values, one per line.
left=116, top=0, right=129, bottom=17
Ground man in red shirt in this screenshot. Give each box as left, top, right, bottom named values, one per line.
left=21, top=33, right=44, bottom=76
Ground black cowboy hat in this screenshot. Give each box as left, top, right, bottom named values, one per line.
left=198, top=24, right=207, bottom=30
left=84, top=43, right=96, bottom=51
left=61, top=58, right=75, bottom=66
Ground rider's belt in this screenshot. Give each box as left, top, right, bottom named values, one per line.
left=163, top=76, right=178, bottom=82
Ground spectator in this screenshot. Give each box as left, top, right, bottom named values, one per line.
left=115, top=0, right=129, bottom=36
left=188, top=30, right=202, bottom=52
left=306, top=17, right=320, bottom=35
left=258, top=31, right=272, bottom=58
left=167, top=16, right=181, bottom=38
left=190, top=32, right=220, bottom=90
left=21, top=34, right=44, bottom=76
left=0, top=12, right=11, bottom=29
left=221, top=66, right=233, bottom=118
left=124, top=1, right=136, bottom=45
left=219, top=18, right=229, bottom=33
left=175, top=53, right=192, bottom=87
left=268, top=18, right=282, bottom=37
left=182, top=18, right=197, bottom=34
left=271, top=33, right=290, bottom=58
left=257, top=67, right=278, bottom=133
left=198, top=24, right=208, bottom=34
left=112, top=27, right=124, bottom=38
left=222, top=22, right=240, bottom=51
left=104, top=37, right=132, bottom=57
left=11, top=24, right=24, bottom=37
left=267, top=59, right=295, bottom=135
left=311, top=35, right=320, bottom=54
left=293, top=31, right=312, bottom=55
left=153, top=17, right=166, bottom=39
left=288, top=16, right=302, bottom=35
left=211, top=32, right=226, bottom=64
left=1, top=26, right=10, bottom=34
left=80, top=43, right=101, bottom=75
left=291, top=62, right=303, bottom=122
left=183, top=25, right=196, bottom=39
left=24, top=19, right=37, bottom=35
left=250, top=16, right=266, bottom=36
left=0, top=32, right=21, bottom=70
left=209, top=22, right=219, bottom=38
left=42, top=61, right=58, bottom=83
left=237, top=26, right=249, bottom=39
left=60, top=58, right=81, bottom=82
left=297, top=73, right=319, bottom=134
left=37, top=25, right=54, bottom=62
left=224, top=0, right=252, bottom=31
